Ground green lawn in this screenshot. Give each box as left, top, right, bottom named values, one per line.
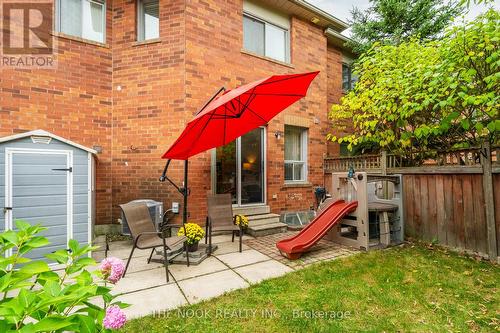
left=121, top=244, right=499, bottom=332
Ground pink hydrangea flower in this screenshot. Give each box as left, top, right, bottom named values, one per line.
left=99, top=257, right=125, bottom=284
left=103, top=305, right=126, bottom=329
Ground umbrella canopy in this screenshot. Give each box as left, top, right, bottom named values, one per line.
left=162, top=71, right=319, bottom=160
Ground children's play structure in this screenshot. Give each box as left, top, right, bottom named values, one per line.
left=277, top=171, right=404, bottom=259
left=276, top=200, right=358, bottom=259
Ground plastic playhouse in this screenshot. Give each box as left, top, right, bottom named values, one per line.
left=277, top=171, right=404, bottom=259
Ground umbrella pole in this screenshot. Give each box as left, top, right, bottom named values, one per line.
left=183, top=159, right=188, bottom=225
left=183, top=159, right=190, bottom=266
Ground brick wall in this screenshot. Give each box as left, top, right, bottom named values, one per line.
left=326, top=45, right=343, bottom=157
left=111, top=0, right=187, bottom=223
left=1, top=0, right=350, bottom=225
left=183, top=1, right=332, bottom=219
left=0, top=3, right=114, bottom=224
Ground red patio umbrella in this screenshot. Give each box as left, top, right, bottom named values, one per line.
left=160, top=71, right=319, bottom=227
left=162, top=71, right=319, bottom=160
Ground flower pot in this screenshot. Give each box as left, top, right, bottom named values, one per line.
left=187, top=242, right=199, bottom=252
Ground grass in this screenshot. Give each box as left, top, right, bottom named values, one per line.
left=121, top=243, right=499, bottom=332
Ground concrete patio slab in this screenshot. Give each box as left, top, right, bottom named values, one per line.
left=178, top=270, right=249, bottom=304
left=212, top=241, right=250, bottom=255
left=112, top=267, right=173, bottom=295
left=116, top=283, right=187, bottom=318
left=234, top=260, right=293, bottom=284
left=94, top=230, right=358, bottom=318
left=106, top=247, right=151, bottom=261
left=125, top=255, right=164, bottom=274
left=169, top=256, right=228, bottom=281
left=209, top=233, right=253, bottom=244
left=216, top=249, right=271, bottom=268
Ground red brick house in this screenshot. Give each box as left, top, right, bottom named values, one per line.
left=0, top=0, right=355, bottom=234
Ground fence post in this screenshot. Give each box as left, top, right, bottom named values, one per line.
left=381, top=150, right=387, bottom=175
left=481, top=142, right=498, bottom=260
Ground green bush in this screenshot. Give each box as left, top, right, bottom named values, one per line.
left=329, top=9, right=499, bottom=154
left=0, top=220, right=128, bottom=332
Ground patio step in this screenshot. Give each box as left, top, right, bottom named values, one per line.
left=247, top=213, right=281, bottom=226
left=233, top=206, right=286, bottom=237
left=233, top=205, right=270, bottom=216
left=247, top=222, right=288, bottom=237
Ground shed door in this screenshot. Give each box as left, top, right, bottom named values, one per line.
left=5, top=149, right=72, bottom=263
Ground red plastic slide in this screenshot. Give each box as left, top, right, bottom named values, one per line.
left=276, top=200, right=358, bottom=259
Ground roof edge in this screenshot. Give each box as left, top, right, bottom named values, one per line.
left=290, top=0, right=350, bottom=31
left=0, top=130, right=98, bottom=154
left=324, top=27, right=357, bottom=55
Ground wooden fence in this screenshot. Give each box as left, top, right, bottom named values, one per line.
left=324, top=145, right=499, bottom=261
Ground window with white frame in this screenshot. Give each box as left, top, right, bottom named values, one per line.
left=137, top=0, right=159, bottom=41
left=284, top=126, right=308, bottom=182
left=56, top=0, right=105, bottom=43
left=243, top=13, right=290, bottom=63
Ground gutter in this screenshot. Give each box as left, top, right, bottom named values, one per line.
left=324, top=27, right=358, bottom=55
left=289, top=0, right=350, bottom=32
left=324, top=27, right=353, bottom=44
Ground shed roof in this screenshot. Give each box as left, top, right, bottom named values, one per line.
left=0, top=130, right=98, bottom=154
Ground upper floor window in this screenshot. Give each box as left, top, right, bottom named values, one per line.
left=56, top=0, right=105, bottom=43
left=342, top=63, right=358, bottom=91
left=243, top=13, right=290, bottom=63
left=137, top=0, right=159, bottom=41
left=284, top=126, right=308, bottom=182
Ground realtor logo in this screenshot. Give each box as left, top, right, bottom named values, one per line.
left=1, top=1, right=56, bottom=68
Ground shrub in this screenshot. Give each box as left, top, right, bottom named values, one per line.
left=0, top=220, right=128, bottom=332
left=329, top=9, right=499, bottom=155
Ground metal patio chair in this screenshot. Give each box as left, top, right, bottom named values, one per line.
left=119, top=202, right=189, bottom=282
left=205, top=193, right=242, bottom=254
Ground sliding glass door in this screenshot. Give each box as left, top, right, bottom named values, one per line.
left=214, top=128, right=266, bottom=206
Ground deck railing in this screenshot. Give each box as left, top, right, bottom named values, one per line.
left=324, top=145, right=498, bottom=174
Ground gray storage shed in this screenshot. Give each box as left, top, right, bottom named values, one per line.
left=0, top=130, right=96, bottom=263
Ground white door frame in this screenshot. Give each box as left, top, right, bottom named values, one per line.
left=4, top=148, right=73, bottom=255
left=211, top=127, right=267, bottom=207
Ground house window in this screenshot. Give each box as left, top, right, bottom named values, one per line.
left=243, top=14, right=289, bottom=63
left=342, top=63, right=358, bottom=91
left=137, top=0, right=159, bottom=41
left=57, top=0, right=105, bottom=43
left=284, top=126, right=308, bottom=182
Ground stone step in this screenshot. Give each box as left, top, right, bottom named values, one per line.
left=247, top=213, right=280, bottom=220
left=233, top=205, right=270, bottom=216
left=247, top=222, right=288, bottom=237
left=248, top=214, right=281, bottom=226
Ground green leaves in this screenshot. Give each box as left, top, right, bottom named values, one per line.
left=0, top=223, right=123, bottom=332
left=74, top=314, right=97, bottom=333
left=20, top=316, right=75, bottom=332
left=17, top=261, right=50, bottom=276
left=348, top=0, right=464, bottom=54
left=329, top=9, right=499, bottom=154
left=18, top=288, right=36, bottom=309
left=45, top=249, right=70, bottom=264
left=1, top=230, right=19, bottom=246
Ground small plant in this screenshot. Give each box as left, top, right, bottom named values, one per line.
left=177, top=223, right=205, bottom=245
left=0, top=220, right=128, bottom=332
left=233, top=214, right=249, bottom=228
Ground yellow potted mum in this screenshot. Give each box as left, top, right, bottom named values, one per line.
left=233, top=214, right=249, bottom=229
left=177, top=222, right=205, bottom=252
